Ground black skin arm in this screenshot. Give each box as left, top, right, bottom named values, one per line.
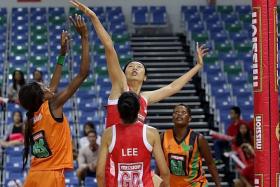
left=50, top=14, right=90, bottom=118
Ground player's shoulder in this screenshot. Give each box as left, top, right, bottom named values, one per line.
left=144, top=124, right=157, bottom=133
left=103, top=125, right=115, bottom=141
left=144, top=124, right=160, bottom=143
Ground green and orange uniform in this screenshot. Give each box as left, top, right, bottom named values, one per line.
left=162, top=128, right=208, bottom=187
left=24, top=101, right=73, bottom=187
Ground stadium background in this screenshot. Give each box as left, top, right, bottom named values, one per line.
left=0, top=0, right=270, bottom=186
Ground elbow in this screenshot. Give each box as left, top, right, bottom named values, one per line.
left=161, top=169, right=170, bottom=179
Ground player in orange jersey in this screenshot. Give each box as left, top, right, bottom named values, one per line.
left=161, top=104, right=221, bottom=187
left=18, top=14, right=90, bottom=187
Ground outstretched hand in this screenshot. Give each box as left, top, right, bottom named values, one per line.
left=60, top=30, right=69, bottom=55
left=69, top=0, right=96, bottom=18
left=196, top=43, right=208, bottom=67
left=69, top=14, right=88, bottom=37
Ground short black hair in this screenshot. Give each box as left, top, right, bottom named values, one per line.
left=118, top=91, right=140, bottom=124
left=173, top=104, right=191, bottom=116
left=231, top=106, right=241, bottom=116
left=122, top=60, right=148, bottom=76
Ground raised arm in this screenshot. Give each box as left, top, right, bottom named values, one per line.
left=148, top=128, right=170, bottom=187
left=142, top=44, right=208, bottom=104
left=96, top=128, right=111, bottom=187
left=48, top=31, right=69, bottom=93
left=50, top=15, right=89, bottom=111
left=70, top=0, right=127, bottom=98
left=198, top=134, right=221, bottom=187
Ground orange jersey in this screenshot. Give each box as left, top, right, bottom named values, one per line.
left=30, top=101, right=73, bottom=171
left=162, top=129, right=208, bottom=187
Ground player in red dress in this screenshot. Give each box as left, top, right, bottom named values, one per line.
left=96, top=92, right=170, bottom=187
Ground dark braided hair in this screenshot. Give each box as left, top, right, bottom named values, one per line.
left=18, top=82, right=44, bottom=169
left=117, top=91, right=140, bottom=124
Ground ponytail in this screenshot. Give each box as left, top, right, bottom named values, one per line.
left=18, top=82, right=44, bottom=170
left=118, top=92, right=140, bottom=124
left=23, top=111, right=34, bottom=170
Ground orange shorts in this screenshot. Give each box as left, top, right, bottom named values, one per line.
left=24, top=169, right=65, bottom=187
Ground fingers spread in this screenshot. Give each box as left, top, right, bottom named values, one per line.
left=69, top=16, right=76, bottom=26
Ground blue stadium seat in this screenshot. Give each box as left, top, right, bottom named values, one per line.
left=211, top=84, right=231, bottom=98
left=0, top=8, right=7, bottom=16
left=30, top=45, right=48, bottom=56
left=235, top=5, right=251, bottom=14
left=219, top=110, right=231, bottom=127
left=207, top=72, right=227, bottom=85
left=10, top=55, right=28, bottom=65
left=204, top=12, right=220, bottom=23
left=151, top=159, right=156, bottom=170
left=230, top=31, right=249, bottom=43
left=211, top=31, right=228, bottom=43
left=48, top=7, right=65, bottom=15
left=12, top=7, right=28, bottom=15
left=215, top=95, right=235, bottom=111
left=150, top=6, right=167, bottom=25
left=65, top=177, right=79, bottom=186
left=207, top=21, right=224, bottom=34
left=203, top=63, right=221, bottom=74
left=232, top=86, right=252, bottom=98
left=187, top=21, right=205, bottom=33
left=89, top=7, right=104, bottom=17
left=227, top=73, right=248, bottom=84
left=181, top=6, right=198, bottom=23
left=115, top=43, right=131, bottom=55
left=219, top=52, right=238, bottom=64
left=85, top=177, right=97, bottom=187
left=106, top=6, right=122, bottom=19
left=108, top=20, right=126, bottom=32
left=224, top=12, right=238, bottom=23
left=12, top=24, right=28, bottom=33
left=186, top=13, right=201, bottom=25
left=31, top=7, right=46, bottom=15
left=132, top=6, right=148, bottom=25
left=181, top=6, right=197, bottom=15
left=76, top=87, right=97, bottom=96
left=200, top=6, right=216, bottom=16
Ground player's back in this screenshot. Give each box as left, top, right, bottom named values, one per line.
left=109, top=122, right=154, bottom=187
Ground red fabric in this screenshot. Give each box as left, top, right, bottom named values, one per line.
left=105, top=95, right=148, bottom=186
left=111, top=123, right=153, bottom=186
left=235, top=147, right=254, bottom=185
left=226, top=119, right=249, bottom=137
left=247, top=120, right=254, bottom=134
left=105, top=95, right=147, bottom=128
left=8, top=133, right=24, bottom=142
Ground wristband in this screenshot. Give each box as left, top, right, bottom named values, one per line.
left=57, top=55, right=65, bottom=66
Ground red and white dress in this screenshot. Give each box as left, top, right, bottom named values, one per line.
left=105, top=95, right=148, bottom=128
left=109, top=122, right=154, bottom=187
